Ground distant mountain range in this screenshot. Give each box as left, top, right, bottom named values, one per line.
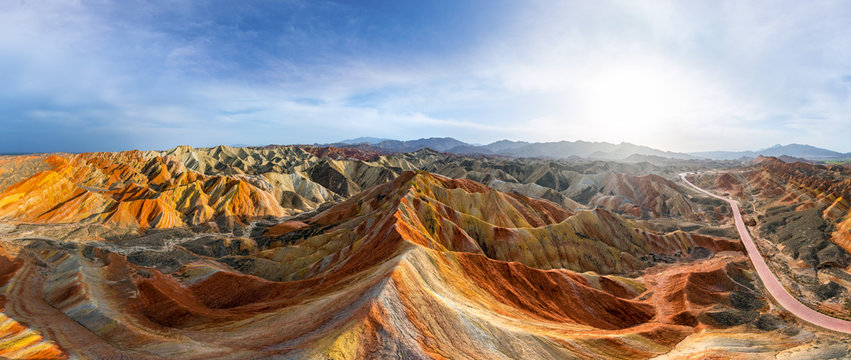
left=334, top=138, right=851, bottom=162
left=337, top=137, right=392, bottom=145
left=690, top=144, right=851, bottom=161
left=334, top=137, right=695, bottom=160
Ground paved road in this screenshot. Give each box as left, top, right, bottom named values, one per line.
left=680, top=172, right=851, bottom=334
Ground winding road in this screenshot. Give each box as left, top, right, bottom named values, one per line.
left=679, top=172, right=851, bottom=334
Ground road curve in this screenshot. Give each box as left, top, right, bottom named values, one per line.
left=679, top=172, right=851, bottom=334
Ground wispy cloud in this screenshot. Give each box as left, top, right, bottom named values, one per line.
left=0, top=1, right=850, bottom=153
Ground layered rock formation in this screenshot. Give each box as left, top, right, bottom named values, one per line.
left=0, top=148, right=841, bottom=358
left=0, top=154, right=54, bottom=192
left=385, top=150, right=729, bottom=222
left=238, top=171, right=739, bottom=280
left=0, top=147, right=731, bottom=240
left=695, top=158, right=851, bottom=321
left=0, top=246, right=67, bottom=359
left=0, top=152, right=288, bottom=232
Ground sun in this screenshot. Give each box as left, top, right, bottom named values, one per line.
left=580, top=61, right=695, bottom=140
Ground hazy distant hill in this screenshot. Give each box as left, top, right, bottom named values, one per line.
left=479, top=139, right=532, bottom=153
left=329, top=137, right=695, bottom=160
left=329, top=139, right=849, bottom=161
left=691, top=144, right=850, bottom=161
left=371, top=137, right=470, bottom=152
left=446, top=144, right=495, bottom=155
left=500, top=140, right=695, bottom=160
left=752, top=155, right=813, bottom=164
left=337, top=137, right=392, bottom=145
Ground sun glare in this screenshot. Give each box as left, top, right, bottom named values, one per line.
left=581, top=62, right=692, bottom=139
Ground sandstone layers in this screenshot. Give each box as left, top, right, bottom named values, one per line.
left=0, top=148, right=840, bottom=359
left=694, top=158, right=851, bottom=322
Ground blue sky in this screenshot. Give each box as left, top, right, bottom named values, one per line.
left=1, top=0, right=850, bottom=153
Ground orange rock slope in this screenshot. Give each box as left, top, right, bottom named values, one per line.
left=0, top=154, right=54, bottom=192
left=0, top=168, right=802, bottom=359
left=0, top=152, right=287, bottom=231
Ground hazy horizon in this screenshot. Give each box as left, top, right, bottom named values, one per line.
left=2, top=1, right=851, bottom=153
left=2, top=137, right=846, bottom=158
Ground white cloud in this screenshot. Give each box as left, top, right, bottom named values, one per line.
left=1, top=0, right=851, bottom=153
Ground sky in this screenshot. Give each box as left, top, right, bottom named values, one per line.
left=1, top=0, right=851, bottom=153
